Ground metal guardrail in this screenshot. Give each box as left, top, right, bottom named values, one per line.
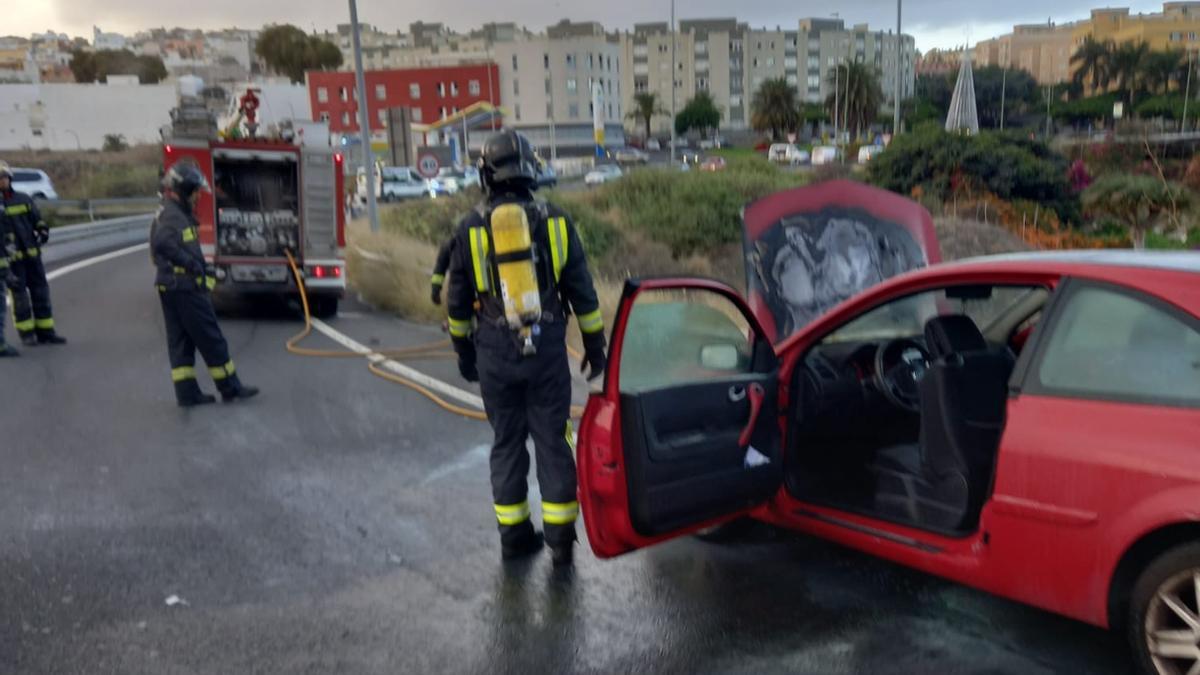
left=40, top=197, right=161, bottom=222
left=45, top=213, right=154, bottom=247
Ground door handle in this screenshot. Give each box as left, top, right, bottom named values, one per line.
left=729, top=385, right=746, bottom=402
left=737, top=382, right=766, bottom=448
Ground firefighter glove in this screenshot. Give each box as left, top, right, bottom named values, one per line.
left=35, top=225, right=50, bottom=246
left=430, top=282, right=443, bottom=306
left=452, top=336, right=478, bottom=383
left=580, top=330, right=607, bottom=382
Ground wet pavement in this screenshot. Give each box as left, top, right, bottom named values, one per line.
left=0, top=245, right=1133, bottom=674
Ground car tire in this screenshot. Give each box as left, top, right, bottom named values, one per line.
left=310, top=297, right=339, bottom=319
left=1127, top=542, right=1200, bottom=675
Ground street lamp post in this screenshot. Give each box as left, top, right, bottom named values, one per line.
left=348, top=0, right=378, bottom=232
left=894, top=0, right=902, bottom=135
left=669, top=0, right=677, bottom=165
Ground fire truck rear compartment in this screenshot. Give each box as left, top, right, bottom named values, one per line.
left=214, top=155, right=301, bottom=260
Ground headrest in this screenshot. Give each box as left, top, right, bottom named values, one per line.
left=925, top=315, right=987, bottom=357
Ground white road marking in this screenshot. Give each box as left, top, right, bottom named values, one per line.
left=310, top=317, right=486, bottom=411
left=46, top=242, right=488, bottom=416
left=421, top=444, right=490, bottom=486
left=46, top=243, right=148, bottom=281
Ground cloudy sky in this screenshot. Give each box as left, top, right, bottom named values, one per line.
left=8, top=0, right=1174, bottom=51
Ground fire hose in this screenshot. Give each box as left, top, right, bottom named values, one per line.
left=283, top=250, right=586, bottom=422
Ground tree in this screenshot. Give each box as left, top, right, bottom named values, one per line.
left=102, top=134, right=128, bottom=152
left=69, top=49, right=167, bottom=84
left=255, top=25, right=343, bottom=84
left=1082, top=173, right=1193, bottom=249
left=973, top=65, right=1039, bottom=128
left=1143, top=50, right=1185, bottom=94
left=825, top=61, right=884, bottom=139
left=674, top=91, right=722, bottom=137
left=626, top=92, right=665, bottom=139
left=750, top=77, right=801, bottom=141
left=1109, top=41, right=1150, bottom=106
left=1071, top=36, right=1113, bottom=95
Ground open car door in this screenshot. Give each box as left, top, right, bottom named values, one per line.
left=577, top=278, right=782, bottom=558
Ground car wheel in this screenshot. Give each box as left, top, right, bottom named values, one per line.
left=1128, top=543, right=1200, bottom=675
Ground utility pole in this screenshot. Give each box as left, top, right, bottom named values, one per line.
left=833, top=58, right=840, bottom=145
left=894, top=0, right=902, bottom=136
left=1182, top=48, right=1194, bottom=133
left=670, top=0, right=677, bottom=164
left=549, top=62, right=558, bottom=161
left=348, top=0, right=378, bottom=232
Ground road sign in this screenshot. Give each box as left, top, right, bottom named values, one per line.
left=417, top=152, right=440, bottom=178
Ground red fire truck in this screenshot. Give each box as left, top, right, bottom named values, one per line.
left=160, top=87, right=346, bottom=316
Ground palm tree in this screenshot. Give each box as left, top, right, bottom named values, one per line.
left=1070, top=36, right=1113, bottom=95
left=825, top=61, right=884, bottom=139
left=1143, top=49, right=1185, bottom=94
left=626, top=92, right=665, bottom=140
left=1110, top=41, right=1151, bottom=106
left=750, top=78, right=801, bottom=141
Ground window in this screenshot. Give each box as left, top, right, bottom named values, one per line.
left=544, top=53, right=550, bottom=69
left=341, top=112, right=350, bottom=126
left=512, top=54, right=518, bottom=70
left=546, top=102, right=553, bottom=118
left=588, top=53, right=594, bottom=69
left=766, top=57, right=775, bottom=68
left=378, top=109, right=387, bottom=124
left=566, top=53, right=576, bottom=69
left=545, top=78, right=552, bottom=94
left=513, top=79, right=519, bottom=95
left=619, top=288, right=756, bottom=393
left=568, top=103, right=580, bottom=119
left=317, top=87, right=329, bottom=103
left=566, top=78, right=577, bottom=93
left=1033, top=285, right=1200, bottom=406
left=753, top=58, right=759, bottom=67
left=440, top=106, right=448, bottom=118
left=411, top=107, right=422, bottom=122
left=450, top=81, right=459, bottom=96
left=438, top=82, right=446, bottom=98
left=469, top=79, right=480, bottom=95
left=514, top=104, right=521, bottom=121
left=339, top=86, right=350, bottom=102
left=808, top=74, right=821, bottom=89
left=409, top=83, right=420, bottom=98
left=375, top=84, right=386, bottom=100
left=729, top=94, right=742, bottom=107
left=319, top=111, right=331, bottom=122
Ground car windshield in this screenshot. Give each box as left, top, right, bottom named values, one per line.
left=438, top=169, right=464, bottom=179
left=13, top=171, right=41, bottom=182
left=821, top=286, right=1045, bottom=344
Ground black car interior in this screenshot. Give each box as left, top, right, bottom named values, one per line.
left=785, top=285, right=1048, bottom=537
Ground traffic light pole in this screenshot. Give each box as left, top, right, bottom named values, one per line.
left=349, top=0, right=379, bottom=232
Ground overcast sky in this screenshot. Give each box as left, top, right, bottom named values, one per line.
left=8, top=0, right=1174, bottom=52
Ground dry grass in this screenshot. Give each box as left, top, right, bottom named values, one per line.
left=2, top=145, right=162, bottom=198
left=345, top=223, right=444, bottom=324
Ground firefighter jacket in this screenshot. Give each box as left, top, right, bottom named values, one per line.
left=430, top=236, right=456, bottom=287
left=1, top=189, right=46, bottom=257
left=151, top=197, right=211, bottom=292
left=0, top=197, right=12, bottom=273
left=446, top=191, right=604, bottom=347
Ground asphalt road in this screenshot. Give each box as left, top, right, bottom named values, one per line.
left=0, top=240, right=1134, bottom=675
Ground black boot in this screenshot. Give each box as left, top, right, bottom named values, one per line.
left=221, top=385, right=260, bottom=402
left=36, top=330, right=67, bottom=345
left=178, top=393, right=218, bottom=408
left=0, top=344, right=19, bottom=357
left=175, top=380, right=217, bottom=408
left=549, top=541, right=574, bottom=567
left=19, top=332, right=37, bottom=347
left=501, top=522, right=545, bottom=561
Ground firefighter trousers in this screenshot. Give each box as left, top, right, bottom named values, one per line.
left=159, top=289, right=241, bottom=401
left=9, top=254, right=55, bottom=338
left=477, top=325, right=579, bottom=548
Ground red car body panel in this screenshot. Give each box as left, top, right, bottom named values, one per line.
left=577, top=253, right=1200, bottom=629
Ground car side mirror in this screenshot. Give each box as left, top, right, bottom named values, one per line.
left=700, top=343, right=741, bottom=371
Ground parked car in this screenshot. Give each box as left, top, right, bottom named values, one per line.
left=536, top=160, right=557, bottom=188
left=379, top=166, right=433, bottom=201
left=614, top=148, right=649, bottom=165
left=646, top=138, right=662, bottom=151
left=9, top=168, right=57, bottom=200
left=430, top=166, right=480, bottom=195
left=699, top=156, right=727, bottom=172
left=768, top=144, right=810, bottom=166
left=857, top=144, right=886, bottom=164
left=698, top=138, right=723, bottom=150
left=577, top=184, right=1200, bottom=675
left=811, top=145, right=841, bottom=165
left=584, top=163, right=623, bottom=186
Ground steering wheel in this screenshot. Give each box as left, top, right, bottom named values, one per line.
left=873, top=338, right=932, bottom=413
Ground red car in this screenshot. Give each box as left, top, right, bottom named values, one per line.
left=577, top=185, right=1200, bottom=675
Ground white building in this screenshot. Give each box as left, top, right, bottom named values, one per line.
left=93, top=26, right=128, bottom=51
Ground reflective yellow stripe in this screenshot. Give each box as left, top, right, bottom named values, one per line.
left=208, top=360, right=235, bottom=380
left=430, top=273, right=445, bottom=285
left=12, top=248, right=39, bottom=260
left=14, top=318, right=34, bottom=332
left=541, top=500, right=579, bottom=525
left=494, top=501, right=531, bottom=526
left=469, top=227, right=490, bottom=293
left=34, top=318, right=54, bottom=330
left=577, top=308, right=604, bottom=334
left=565, top=421, right=576, bottom=452
left=5, top=204, right=30, bottom=215
left=171, top=366, right=196, bottom=382
left=0, top=258, right=8, bottom=268
left=448, top=316, right=472, bottom=338
left=204, top=276, right=216, bottom=291
left=173, top=266, right=189, bottom=275
left=547, top=217, right=568, bottom=282
left=182, top=227, right=197, bottom=243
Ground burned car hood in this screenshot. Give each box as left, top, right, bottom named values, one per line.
left=742, top=179, right=941, bottom=343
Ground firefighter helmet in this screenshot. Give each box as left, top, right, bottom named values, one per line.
left=0, top=161, right=11, bottom=179
left=162, top=160, right=210, bottom=200
left=478, top=129, right=539, bottom=195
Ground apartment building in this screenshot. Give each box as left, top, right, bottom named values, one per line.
left=974, top=22, right=1077, bottom=84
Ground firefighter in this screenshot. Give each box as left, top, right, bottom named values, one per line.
left=0, top=161, right=66, bottom=346
left=152, top=161, right=259, bottom=407
left=446, top=129, right=607, bottom=565
left=0, top=195, right=18, bottom=357
left=429, top=236, right=456, bottom=305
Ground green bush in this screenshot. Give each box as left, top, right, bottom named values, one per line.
left=866, top=127, right=1078, bottom=223
left=542, top=191, right=620, bottom=259
left=591, top=161, right=808, bottom=256
left=79, top=164, right=160, bottom=198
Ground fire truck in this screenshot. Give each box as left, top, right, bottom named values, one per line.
left=161, top=82, right=346, bottom=317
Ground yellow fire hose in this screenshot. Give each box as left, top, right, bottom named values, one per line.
left=283, top=251, right=585, bottom=422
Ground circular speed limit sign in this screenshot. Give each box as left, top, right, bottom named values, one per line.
left=417, top=153, right=440, bottom=178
